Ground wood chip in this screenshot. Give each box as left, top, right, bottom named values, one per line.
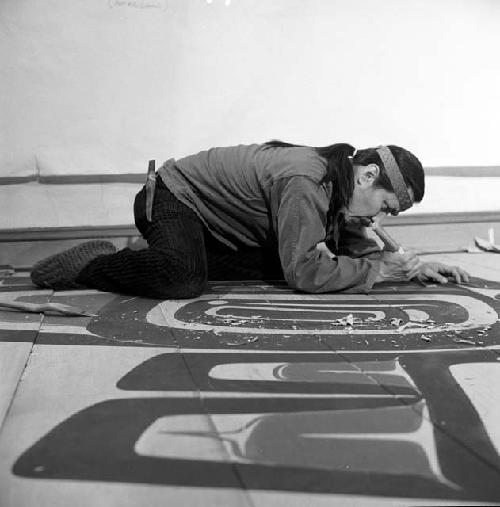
left=453, top=338, right=477, bottom=346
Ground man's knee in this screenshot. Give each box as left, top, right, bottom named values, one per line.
left=152, top=258, right=207, bottom=299
left=171, top=278, right=207, bottom=298
left=146, top=248, right=207, bottom=299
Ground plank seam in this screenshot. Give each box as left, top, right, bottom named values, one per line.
left=0, top=314, right=44, bottom=437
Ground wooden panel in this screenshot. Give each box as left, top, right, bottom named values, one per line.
left=0, top=342, right=36, bottom=431
left=0, top=285, right=251, bottom=506
left=0, top=343, right=251, bottom=507
left=0, top=282, right=50, bottom=431
left=167, top=282, right=500, bottom=501
left=338, top=270, right=500, bottom=499
left=2, top=276, right=500, bottom=504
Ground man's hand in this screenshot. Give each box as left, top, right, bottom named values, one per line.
left=376, top=250, right=421, bottom=283
left=416, top=261, right=470, bottom=284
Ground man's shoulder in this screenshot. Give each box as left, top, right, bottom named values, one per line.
left=269, top=147, right=327, bottom=181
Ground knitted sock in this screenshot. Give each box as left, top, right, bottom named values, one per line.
left=31, top=240, right=117, bottom=290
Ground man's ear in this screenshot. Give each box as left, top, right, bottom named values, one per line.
left=358, top=164, right=380, bottom=187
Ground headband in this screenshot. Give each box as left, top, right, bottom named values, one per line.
left=376, top=145, right=413, bottom=211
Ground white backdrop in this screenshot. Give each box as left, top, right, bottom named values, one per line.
left=1, top=0, right=500, bottom=177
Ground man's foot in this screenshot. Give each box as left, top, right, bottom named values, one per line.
left=31, top=240, right=117, bottom=290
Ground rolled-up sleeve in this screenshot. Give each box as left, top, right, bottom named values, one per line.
left=271, top=176, right=381, bottom=293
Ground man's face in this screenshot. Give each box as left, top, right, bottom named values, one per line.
left=343, top=164, right=413, bottom=224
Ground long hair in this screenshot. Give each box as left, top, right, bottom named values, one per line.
left=264, top=140, right=425, bottom=217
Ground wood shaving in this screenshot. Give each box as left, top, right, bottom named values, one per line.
left=390, top=318, right=403, bottom=327
left=224, top=336, right=259, bottom=346
left=330, top=313, right=361, bottom=326
left=397, top=322, right=429, bottom=331
left=453, top=338, right=477, bottom=346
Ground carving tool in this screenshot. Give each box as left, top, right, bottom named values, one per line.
left=0, top=300, right=96, bottom=317
left=370, top=220, right=404, bottom=254
left=145, top=159, right=156, bottom=222
left=370, top=219, right=427, bottom=287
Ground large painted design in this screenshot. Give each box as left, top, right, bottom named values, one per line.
left=146, top=286, right=499, bottom=350
left=3, top=277, right=500, bottom=501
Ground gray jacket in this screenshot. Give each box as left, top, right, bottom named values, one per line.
left=158, top=144, right=381, bottom=293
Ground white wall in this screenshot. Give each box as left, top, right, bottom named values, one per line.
left=1, top=0, right=500, bottom=177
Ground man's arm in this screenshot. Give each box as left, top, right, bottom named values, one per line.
left=271, top=176, right=381, bottom=293
left=334, top=220, right=382, bottom=259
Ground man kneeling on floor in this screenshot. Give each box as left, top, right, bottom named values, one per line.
left=31, top=141, right=469, bottom=297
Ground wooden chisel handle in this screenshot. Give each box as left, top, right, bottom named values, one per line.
left=370, top=220, right=426, bottom=286
left=370, top=221, right=404, bottom=253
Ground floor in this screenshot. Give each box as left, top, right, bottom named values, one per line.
left=1, top=250, right=500, bottom=506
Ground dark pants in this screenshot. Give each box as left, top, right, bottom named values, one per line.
left=76, top=177, right=283, bottom=298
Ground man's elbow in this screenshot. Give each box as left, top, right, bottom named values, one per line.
left=285, top=269, right=323, bottom=293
